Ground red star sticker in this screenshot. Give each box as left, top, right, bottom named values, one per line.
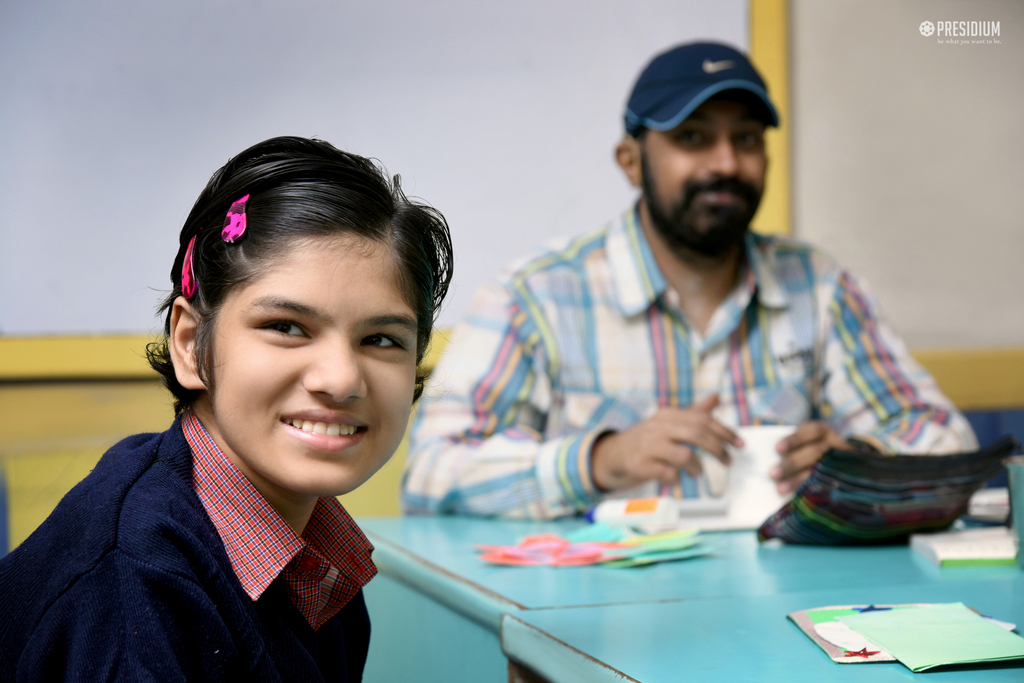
left=842, top=647, right=881, bottom=659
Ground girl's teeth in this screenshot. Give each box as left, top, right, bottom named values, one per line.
left=289, top=419, right=355, bottom=436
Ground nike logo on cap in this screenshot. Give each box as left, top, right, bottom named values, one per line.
left=702, top=59, right=735, bottom=74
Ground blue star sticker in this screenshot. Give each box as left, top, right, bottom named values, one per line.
left=853, top=604, right=892, bottom=613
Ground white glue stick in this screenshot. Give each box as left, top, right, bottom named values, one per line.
left=592, top=497, right=679, bottom=532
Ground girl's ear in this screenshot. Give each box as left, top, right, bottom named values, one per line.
left=168, top=297, right=206, bottom=391
left=615, top=135, right=643, bottom=188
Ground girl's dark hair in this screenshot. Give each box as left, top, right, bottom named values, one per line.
left=147, top=136, right=453, bottom=414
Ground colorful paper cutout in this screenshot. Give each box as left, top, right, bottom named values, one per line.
left=475, top=526, right=710, bottom=567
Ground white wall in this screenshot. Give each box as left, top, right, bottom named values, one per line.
left=791, top=0, right=1024, bottom=349
left=0, top=0, right=747, bottom=335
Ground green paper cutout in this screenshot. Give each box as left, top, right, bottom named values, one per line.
left=602, top=545, right=714, bottom=567
left=563, top=523, right=631, bottom=543
left=838, top=602, right=1024, bottom=672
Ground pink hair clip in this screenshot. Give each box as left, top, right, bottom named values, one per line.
left=221, top=194, right=250, bottom=243
left=181, top=234, right=198, bottom=299
left=181, top=195, right=247, bottom=298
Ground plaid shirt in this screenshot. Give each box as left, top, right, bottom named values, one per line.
left=184, top=413, right=376, bottom=630
left=403, top=207, right=976, bottom=519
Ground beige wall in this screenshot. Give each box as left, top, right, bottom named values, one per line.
left=791, top=0, right=1023, bottom=349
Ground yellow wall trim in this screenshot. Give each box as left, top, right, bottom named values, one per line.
left=749, top=0, right=791, bottom=235
left=912, top=347, right=1024, bottom=411
left=0, top=335, right=157, bottom=381
left=421, top=330, right=450, bottom=378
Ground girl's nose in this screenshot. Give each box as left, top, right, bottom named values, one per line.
left=303, top=344, right=368, bottom=402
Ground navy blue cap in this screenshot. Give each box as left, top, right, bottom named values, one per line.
left=624, top=42, right=779, bottom=136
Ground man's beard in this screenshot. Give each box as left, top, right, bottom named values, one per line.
left=640, top=153, right=762, bottom=261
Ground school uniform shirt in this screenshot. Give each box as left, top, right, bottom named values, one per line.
left=184, top=412, right=375, bottom=632
left=0, top=416, right=374, bottom=682
left=403, top=206, right=977, bottom=519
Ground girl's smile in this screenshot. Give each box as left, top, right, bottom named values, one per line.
left=284, top=418, right=363, bottom=438
left=281, top=414, right=367, bottom=448
left=170, top=234, right=418, bottom=532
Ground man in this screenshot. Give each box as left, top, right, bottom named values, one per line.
left=402, top=42, right=976, bottom=519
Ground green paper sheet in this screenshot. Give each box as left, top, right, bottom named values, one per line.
left=602, top=545, right=714, bottom=567
left=564, top=523, right=631, bottom=543
left=838, top=602, right=1024, bottom=672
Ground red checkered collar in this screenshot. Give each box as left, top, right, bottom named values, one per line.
left=182, top=412, right=376, bottom=604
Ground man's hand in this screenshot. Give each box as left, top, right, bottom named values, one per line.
left=590, top=396, right=742, bottom=492
left=772, top=421, right=851, bottom=494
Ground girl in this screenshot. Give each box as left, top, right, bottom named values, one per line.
left=0, top=137, right=453, bottom=681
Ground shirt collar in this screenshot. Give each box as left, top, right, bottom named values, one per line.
left=606, top=205, right=788, bottom=316
left=606, top=205, right=668, bottom=317
left=183, top=412, right=375, bottom=602
left=744, top=231, right=788, bottom=309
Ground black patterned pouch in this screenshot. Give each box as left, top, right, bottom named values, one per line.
left=757, top=435, right=1020, bottom=544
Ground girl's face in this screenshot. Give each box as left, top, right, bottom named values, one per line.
left=171, top=235, right=417, bottom=531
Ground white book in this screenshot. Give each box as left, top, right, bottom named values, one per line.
left=910, top=526, right=1018, bottom=566
left=967, top=487, right=1010, bottom=523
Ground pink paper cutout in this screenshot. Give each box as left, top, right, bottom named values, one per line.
left=476, top=534, right=640, bottom=566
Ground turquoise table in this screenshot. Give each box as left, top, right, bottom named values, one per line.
left=357, top=516, right=1024, bottom=682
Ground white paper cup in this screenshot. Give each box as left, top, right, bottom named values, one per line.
left=682, top=425, right=797, bottom=529
left=730, top=425, right=798, bottom=467
left=700, top=425, right=795, bottom=495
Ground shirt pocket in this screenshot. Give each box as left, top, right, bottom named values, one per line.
left=745, top=378, right=813, bottom=425
left=550, top=391, right=646, bottom=437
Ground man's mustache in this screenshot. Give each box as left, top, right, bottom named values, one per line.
left=680, top=177, right=761, bottom=213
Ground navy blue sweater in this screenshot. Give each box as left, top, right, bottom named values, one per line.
left=0, top=420, right=369, bottom=682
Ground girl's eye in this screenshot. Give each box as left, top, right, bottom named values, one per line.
left=364, top=334, right=403, bottom=349
left=268, top=321, right=306, bottom=337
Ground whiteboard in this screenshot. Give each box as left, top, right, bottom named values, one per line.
left=0, top=0, right=747, bottom=335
